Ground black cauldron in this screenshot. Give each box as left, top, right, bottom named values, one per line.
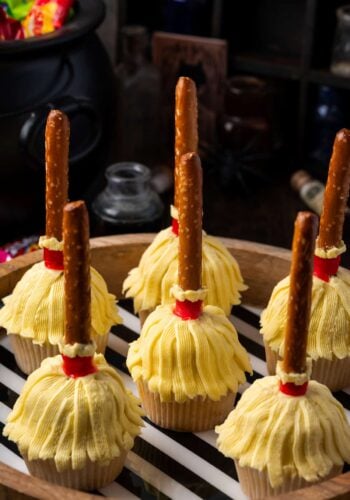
left=0, top=0, right=115, bottom=243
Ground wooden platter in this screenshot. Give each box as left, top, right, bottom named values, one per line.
left=0, top=234, right=349, bottom=499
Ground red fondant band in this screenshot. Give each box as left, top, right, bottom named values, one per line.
left=44, top=248, right=64, bottom=270
left=62, top=354, right=97, bottom=378
left=279, top=381, right=308, bottom=396
left=174, top=299, right=202, bottom=320
left=313, top=255, right=340, bottom=283
left=172, top=218, right=179, bottom=236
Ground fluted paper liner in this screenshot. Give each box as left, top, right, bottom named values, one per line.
left=138, top=380, right=235, bottom=431
left=24, top=452, right=127, bottom=491
left=235, top=463, right=342, bottom=499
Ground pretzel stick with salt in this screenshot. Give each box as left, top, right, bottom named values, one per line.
left=317, top=128, right=350, bottom=250
left=178, top=152, right=202, bottom=291
left=283, top=211, right=318, bottom=374
left=63, top=200, right=91, bottom=345
left=174, top=77, right=198, bottom=209
left=45, top=110, right=69, bottom=240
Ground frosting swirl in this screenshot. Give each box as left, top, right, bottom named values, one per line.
left=216, top=376, right=350, bottom=488
left=39, top=236, right=63, bottom=252
left=127, top=304, right=252, bottom=403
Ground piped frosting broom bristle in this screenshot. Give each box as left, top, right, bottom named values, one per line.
left=127, top=152, right=251, bottom=431
left=261, top=129, right=350, bottom=374
left=216, top=212, right=350, bottom=497
left=4, top=201, right=143, bottom=490
left=0, top=110, right=120, bottom=367
left=123, top=76, right=246, bottom=318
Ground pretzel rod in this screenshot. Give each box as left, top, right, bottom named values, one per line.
left=178, top=152, right=202, bottom=291
left=283, top=212, right=318, bottom=374
left=174, top=77, right=198, bottom=209
left=317, top=128, right=350, bottom=249
left=45, top=110, right=69, bottom=240
left=63, top=201, right=91, bottom=345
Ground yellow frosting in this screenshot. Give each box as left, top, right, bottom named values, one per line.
left=261, top=268, right=350, bottom=360
left=39, top=236, right=63, bottom=251
left=127, top=303, right=252, bottom=403
left=171, top=285, right=207, bottom=302
left=59, top=342, right=96, bottom=358
left=123, top=227, right=247, bottom=315
left=0, top=262, right=122, bottom=345
left=276, top=359, right=312, bottom=385
left=4, top=354, right=143, bottom=472
left=216, top=376, right=350, bottom=488
left=315, top=240, right=346, bottom=258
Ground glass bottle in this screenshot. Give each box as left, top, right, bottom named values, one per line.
left=91, top=162, right=164, bottom=235
left=331, top=6, right=350, bottom=77
left=114, top=26, right=161, bottom=166
left=291, top=170, right=325, bottom=215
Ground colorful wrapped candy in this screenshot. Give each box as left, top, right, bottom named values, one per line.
left=2, top=0, right=34, bottom=20
left=23, top=0, right=73, bottom=37
left=0, top=6, right=24, bottom=39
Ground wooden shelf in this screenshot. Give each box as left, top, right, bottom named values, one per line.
left=307, top=69, right=350, bottom=90
left=233, top=53, right=302, bottom=80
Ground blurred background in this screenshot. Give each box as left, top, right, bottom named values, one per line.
left=1, top=0, right=350, bottom=263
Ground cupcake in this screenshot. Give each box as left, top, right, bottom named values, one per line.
left=261, top=129, right=350, bottom=390
left=4, top=201, right=143, bottom=490
left=127, top=152, right=251, bottom=431
left=0, top=110, right=121, bottom=374
left=217, top=212, right=350, bottom=498
left=123, top=77, right=246, bottom=325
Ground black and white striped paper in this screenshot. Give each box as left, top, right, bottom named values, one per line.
left=1, top=301, right=350, bottom=500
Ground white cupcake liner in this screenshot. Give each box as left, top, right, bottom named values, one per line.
left=235, top=462, right=342, bottom=499
left=24, top=452, right=126, bottom=491
left=138, top=380, right=235, bottom=432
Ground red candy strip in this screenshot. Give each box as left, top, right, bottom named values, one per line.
left=174, top=299, right=202, bottom=320
left=172, top=218, right=179, bottom=236
left=62, top=354, right=97, bottom=378
left=313, top=255, right=340, bottom=283
left=44, top=248, right=64, bottom=270
left=279, top=381, right=308, bottom=396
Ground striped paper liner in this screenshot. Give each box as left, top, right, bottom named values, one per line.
left=1, top=300, right=349, bottom=499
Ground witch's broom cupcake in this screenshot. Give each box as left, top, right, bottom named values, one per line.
left=127, top=152, right=251, bottom=431
left=261, top=129, right=350, bottom=390
left=3, top=201, right=143, bottom=491
left=217, top=211, right=350, bottom=498
left=123, top=77, right=246, bottom=324
left=0, top=110, right=121, bottom=374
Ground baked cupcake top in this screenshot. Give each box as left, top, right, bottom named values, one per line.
left=4, top=353, right=143, bottom=471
